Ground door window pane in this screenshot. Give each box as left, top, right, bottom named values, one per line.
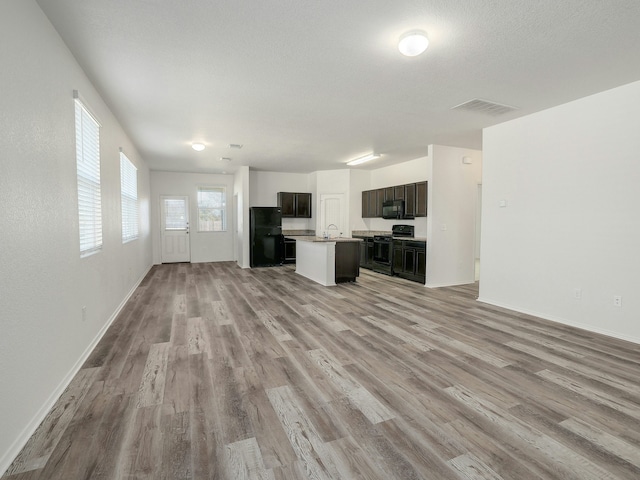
left=164, top=199, right=187, bottom=230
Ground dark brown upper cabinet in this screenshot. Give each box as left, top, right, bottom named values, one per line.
left=277, top=192, right=312, bottom=218
left=368, top=189, right=377, bottom=218
left=404, top=183, right=416, bottom=218
left=362, top=190, right=371, bottom=218
left=375, top=189, right=385, bottom=217
left=415, top=181, right=428, bottom=217
left=361, top=181, right=428, bottom=219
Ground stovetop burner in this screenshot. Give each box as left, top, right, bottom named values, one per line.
left=392, top=224, right=414, bottom=238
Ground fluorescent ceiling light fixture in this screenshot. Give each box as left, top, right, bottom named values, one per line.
left=191, top=142, right=205, bottom=151
left=398, top=30, right=429, bottom=56
left=346, top=153, right=380, bottom=166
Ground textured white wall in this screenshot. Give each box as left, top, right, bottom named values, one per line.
left=480, top=80, right=640, bottom=343
left=150, top=171, right=235, bottom=264
left=0, top=1, right=152, bottom=473
left=349, top=169, right=370, bottom=232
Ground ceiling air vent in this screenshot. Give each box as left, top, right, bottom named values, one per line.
left=451, top=98, right=518, bottom=116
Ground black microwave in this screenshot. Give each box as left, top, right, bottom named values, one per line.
left=382, top=200, right=406, bottom=219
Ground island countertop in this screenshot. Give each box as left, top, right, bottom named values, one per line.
left=284, top=235, right=363, bottom=243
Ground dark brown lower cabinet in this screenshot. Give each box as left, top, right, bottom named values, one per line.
left=393, top=240, right=426, bottom=283
left=283, top=238, right=296, bottom=264
left=335, top=242, right=360, bottom=283
left=354, top=236, right=374, bottom=269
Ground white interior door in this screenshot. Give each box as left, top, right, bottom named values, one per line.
left=161, top=195, right=191, bottom=263
left=320, top=193, right=346, bottom=238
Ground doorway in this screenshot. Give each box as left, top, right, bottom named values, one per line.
left=161, top=195, right=191, bottom=263
left=474, top=184, right=482, bottom=281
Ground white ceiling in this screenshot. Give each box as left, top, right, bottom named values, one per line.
left=37, top=0, right=640, bottom=174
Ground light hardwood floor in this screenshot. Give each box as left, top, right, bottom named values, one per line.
left=4, top=262, right=640, bottom=479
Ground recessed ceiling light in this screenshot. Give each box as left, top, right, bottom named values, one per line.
left=398, top=30, right=429, bottom=57
left=346, top=153, right=381, bottom=166
left=192, top=142, right=205, bottom=151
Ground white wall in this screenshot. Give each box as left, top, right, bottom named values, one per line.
left=426, top=145, right=482, bottom=287
left=349, top=169, right=371, bottom=232
left=234, top=166, right=251, bottom=268
left=249, top=171, right=314, bottom=231
left=150, top=172, right=235, bottom=264
left=370, top=156, right=430, bottom=187
left=0, top=1, right=152, bottom=473
left=480, top=80, right=640, bottom=343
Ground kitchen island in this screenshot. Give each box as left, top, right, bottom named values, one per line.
left=285, top=236, right=362, bottom=286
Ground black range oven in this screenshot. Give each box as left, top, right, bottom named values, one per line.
left=372, top=225, right=415, bottom=276
left=372, top=235, right=393, bottom=275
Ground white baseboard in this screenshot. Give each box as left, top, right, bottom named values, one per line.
left=425, top=280, right=476, bottom=288
left=0, top=263, right=153, bottom=477
left=477, top=296, right=640, bottom=346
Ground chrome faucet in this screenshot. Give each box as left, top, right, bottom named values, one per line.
left=325, top=224, right=338, bottom=239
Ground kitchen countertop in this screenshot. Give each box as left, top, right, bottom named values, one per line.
left=352, top=233, right=427, bottom=242
left=285, top=235, right=363, bottom=243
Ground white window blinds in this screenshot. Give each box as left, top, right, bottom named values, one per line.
left=197, top=187, right=226, bottom=232
left=120, top=151, right=138, bottom=242
left=75, top=98, right=102, bottom=256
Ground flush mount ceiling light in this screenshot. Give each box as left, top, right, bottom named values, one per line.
left=398, top=30, right=429, bottom=57
left=191, top=142, right=205, bottom=151
left=346, top=153, right=381, bottom=166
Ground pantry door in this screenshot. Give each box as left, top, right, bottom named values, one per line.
left=320, top=193, right=346, bottom=238
left=161, top=195, right=191, bottom=263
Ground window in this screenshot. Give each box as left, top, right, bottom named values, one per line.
left=75, top=96, right=102, bottom=256
left=120, top=151, right=138, bottom=242
left=197, top=187, right=226, bottom=232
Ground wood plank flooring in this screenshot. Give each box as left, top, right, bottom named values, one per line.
left=4, top=262, right=640, bottom=479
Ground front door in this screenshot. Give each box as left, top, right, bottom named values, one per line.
left=161, top=195, right=190, bottom=263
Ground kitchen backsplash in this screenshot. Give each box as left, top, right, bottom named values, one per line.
left=351, top=230, right=392, bottom=237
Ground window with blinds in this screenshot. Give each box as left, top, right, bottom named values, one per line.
left=197, top=187, right=226, bottom=232
left=75, top=97, right=102, bottom=256
left=120, top=152, right=138, bottom=242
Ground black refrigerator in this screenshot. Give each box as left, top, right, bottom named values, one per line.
left=250, top=207, right=283, bottom=267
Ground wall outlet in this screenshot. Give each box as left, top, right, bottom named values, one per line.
left=574, top=288, right=582, bottom=299
left=613, top=295, right=622, bottom=307
left=82, top=306, right=87, bottom=321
